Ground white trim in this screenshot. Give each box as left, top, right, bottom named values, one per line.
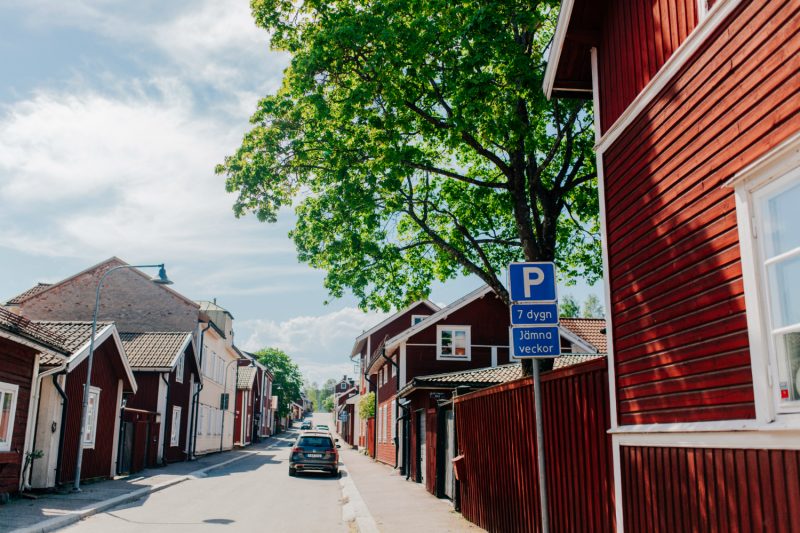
left=491, top=346, right=498, bottom=367
left=542, top=0, right=575, bottom=99
left=590, top=47, right=618, bottom=433
left=724, top=131, right=800, bottom=189
left=67, top=325, right=138, bottom=395
left=171, top=405, right=182, bottom=446
left=613, top=427, right=800, bottom=450
left=0, top=330, right=67, bottom=362
left=411, top=314, right=429, bottom=326
left=0, top=381, right=20, bottom=452
left=175, top=353, right=184, bottom=384
left=399, top=343, right=407, bottom=388
left=558, top=326, right=597, bottom=354
left=594, top=0, right=745, bottom=155
left=110, top=378, right=122, bottom=476
left=697, top=0, right=709, bottom=20
left=350, top=300, right=440, bottom=355
left=611, top=439, right=625, bottom=533
left=436, top=325, right=472, bottom=361
left=385, top=285, right=494, bottom=351
left=82, top=386, right=101, bottom=449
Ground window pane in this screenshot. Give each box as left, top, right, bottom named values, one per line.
left=764, top=181, right=800, bottom=258
left=0, top=392, right=11, bottom=443
left=767, top=254, right=800, bottom=328
left=778, top=332, right=800, bottom=403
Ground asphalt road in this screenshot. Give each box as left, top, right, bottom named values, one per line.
left=61, top=420, right=347, bottom=533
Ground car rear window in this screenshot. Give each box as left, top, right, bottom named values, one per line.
left=298, top=436, right=332, bottom=448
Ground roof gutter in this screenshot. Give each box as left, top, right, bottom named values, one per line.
left=542, top=0, right=576, bottom=100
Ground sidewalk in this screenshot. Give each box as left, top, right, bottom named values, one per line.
left=0, top=434, right=289, bottom=533
left=339, top=446, right=483, bottom=533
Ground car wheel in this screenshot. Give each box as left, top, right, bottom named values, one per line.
left=289, top=467, right=296, bottom=477
left=331, top=469, right=339, bottom=478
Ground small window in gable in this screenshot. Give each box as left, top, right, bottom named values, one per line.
left=0, top=381, right=19, bottom=452
left=437, top=325, right=471, bottom=360
left=411, top=314, right=429, bottom=326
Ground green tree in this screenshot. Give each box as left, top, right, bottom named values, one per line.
left=322, top=395, right=335, bottom=412
left=253, top=347, right=304, bottom=419
left=582, top=294, right=604, bottom=318
left=218, top=0, right=599, bottom=313
left=559, top=294, right=579, bottom=318
left=358, top=392, right=376, bottom=419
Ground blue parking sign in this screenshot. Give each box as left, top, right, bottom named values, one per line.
left=508, top=262, right=557, bottom=302
left=510, top=326, right=561, bottom=358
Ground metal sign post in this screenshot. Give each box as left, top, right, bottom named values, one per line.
left=508, top=262, right=559, bottom=533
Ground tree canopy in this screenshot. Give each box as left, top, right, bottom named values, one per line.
left=218, top=0, right=599, bottom=311
left=252, top=347, right=303, bottom=419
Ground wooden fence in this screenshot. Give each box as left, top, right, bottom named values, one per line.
left=454, top=358, right=615, bottom=533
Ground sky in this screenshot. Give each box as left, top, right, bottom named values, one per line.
left=0, top=0, right=602, bottom=385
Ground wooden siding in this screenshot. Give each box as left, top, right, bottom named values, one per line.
left=125, top=372, right=159, bottom=412
left=603, top=0, right=800, bottom=425
left=402, top=292, right=511, bottom=380
left=164, top=351, right=192, bottom=462
left=621, top=446, right=800, bottom=533
left=375, top=398, right=395, bottom=465
left=0, top=338, right=38, bottom=495
left=60, top=340, right=121, bottom=482
left=455, top=359, right=614, bottom=533
left=425, top=408, right=437, bottom=495
left=598, top=0, right=699, bottom=131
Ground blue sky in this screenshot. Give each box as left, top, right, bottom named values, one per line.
left=0, top=0, right=602, bottom=385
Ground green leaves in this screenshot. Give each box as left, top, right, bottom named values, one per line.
left=221, top=0, right=599, bottom=310
left=252, top=347, right=304, bottom=419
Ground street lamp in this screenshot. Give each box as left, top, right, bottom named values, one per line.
left=220, top=358, right=254, bottom=451
left=73, top=263, right=172, bottom=491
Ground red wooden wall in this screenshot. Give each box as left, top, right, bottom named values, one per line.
left=598, top=0, right=699, bottom=131
left=425, top=408, right=437, bottom=495
left=0, top=338, right=37, bottom=495
left=61, top=341, right=121, bottom=482
left=604, top=0, right=800, bottom=425
left=621, top=446, right=800, bottom=533
left=455, top=358, right=614, bottom=533
left=367, top=417, right=375, bottom=458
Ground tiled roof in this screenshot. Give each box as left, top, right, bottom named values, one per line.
left=119, top=332, right=191, bottom=369
left=416, top=364, right=524, bottom=386
left=553, top=353, right=605, bottom=369
left=237, top=366, right=257, bottom=389
left=560, top=317, right=607, bottom=351
left=0, top=309, right=71, bottom=361
left=401, top=353, right=608, bottom=395
left=33, top=321, right=111, bottom=352
left=6, top=283, right=53, bottom=305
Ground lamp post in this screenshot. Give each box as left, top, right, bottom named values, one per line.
left=73, top=263, right=172, bottom=491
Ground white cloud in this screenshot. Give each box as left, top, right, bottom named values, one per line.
left=239, top=307, right=392, bottom=380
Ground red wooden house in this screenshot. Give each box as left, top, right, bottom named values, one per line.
left=120, top=332, right=199, bottom=468
left=351, top=299, right=440, bottom=454
left=0, top=309, right=70, bottom=500
left=28, top=321, right=136, bottom=489
left=334, top=384, right=358, bottom=445
left=547, top=0, right=800, bottom=529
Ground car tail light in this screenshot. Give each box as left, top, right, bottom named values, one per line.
left=292, top=447, right=302, bottom=454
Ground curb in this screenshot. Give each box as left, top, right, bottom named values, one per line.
left=339, top=462, right=379, bottom=533
left=10, top=446, right=267, bottom=533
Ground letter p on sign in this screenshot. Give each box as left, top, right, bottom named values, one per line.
left=522, top=267, right=544, bottom=299
left=508, top=262, right=557, bottom=302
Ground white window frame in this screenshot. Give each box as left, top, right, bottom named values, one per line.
left=175, top=353, right=184, bottom=384
left=730, top=133, right=800, bottom=422
left=199, top=405, right=205, bottom=436
left=389, top=360, right=395, bottom=378
left=171, top=406, right=182, bottom=446
left=411, top=314, right=429, bottom=326
left=0, top=381, right=19, bottom=452
left=83, top=386, right=101, bottom=448
left=390, top=400, right=395, bottom=441
left=436, top=325, right=472, bottom=361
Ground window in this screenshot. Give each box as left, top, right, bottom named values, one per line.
left=389, top=360, right=395, bottom=378
left=411, top=314, right=429, bottom=326
left=199, top=406, right=205, bottom=436
left=171, top=406, right=182, bottom=446
left=83, top=387, right=101, bottom=448
left=754, top=171, right=800, bottom=408
left=437, top=325, right=471, bottom=360
left=733, top=139, right=800, bottom=415
left=390, top=400, right=396, bottom=441
left=0, top=381, right=19, bottom=452
left=175, top=354, right=184, bottom=384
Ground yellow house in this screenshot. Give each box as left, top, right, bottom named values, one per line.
left=192, top=301, right=241, bottom=455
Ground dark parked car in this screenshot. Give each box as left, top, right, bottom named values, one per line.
left=289, top=432, right=340, bottom=477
